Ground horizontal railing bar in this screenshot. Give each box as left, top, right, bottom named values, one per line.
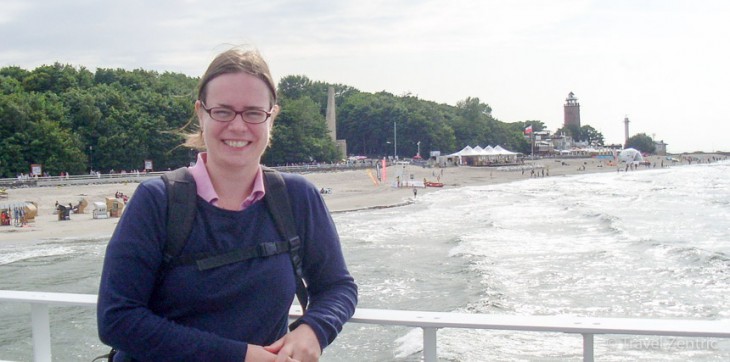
left=2, top=290, right=729, bottom=339
left=347, top=308, right=730, bottom=338
left=0, top=290, right=97, bottom=307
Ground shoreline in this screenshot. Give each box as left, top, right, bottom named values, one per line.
left=0, top=155, right=708, bottom=244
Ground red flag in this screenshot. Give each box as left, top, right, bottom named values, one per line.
left=524, top=125, right=533, bottom=134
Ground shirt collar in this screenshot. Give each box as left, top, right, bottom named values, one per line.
left=188, top=152, right=266, bottom=210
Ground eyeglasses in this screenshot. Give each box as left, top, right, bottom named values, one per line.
left=200, top=102, right=273, bottom=124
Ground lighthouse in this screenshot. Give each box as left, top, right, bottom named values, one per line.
left=563, top=92, right=581, bottom=128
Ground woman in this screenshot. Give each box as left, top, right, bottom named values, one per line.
left=97, top=48, right=358, bottom=361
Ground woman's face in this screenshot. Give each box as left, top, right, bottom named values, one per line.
left=196, top=72, right=277, bottom=172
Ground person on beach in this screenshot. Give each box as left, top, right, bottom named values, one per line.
left=97, top=47, right=358, bottom=362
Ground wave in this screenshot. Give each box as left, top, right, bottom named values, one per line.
left=0, top=237, right=106, bottom=266
left=657, top=244, right=730, bottom=269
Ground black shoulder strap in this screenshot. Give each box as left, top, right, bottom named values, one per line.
left=160, top=166, right=309, bottom=315
left=161, top=167, right=198, bottom=264
left=262, top=167, right=309, bottom=313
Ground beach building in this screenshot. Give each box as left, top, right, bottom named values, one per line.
left=654, top=140, right=668, bottom=155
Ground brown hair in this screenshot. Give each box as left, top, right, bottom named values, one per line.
left=184, top=47, right=277, bottom=149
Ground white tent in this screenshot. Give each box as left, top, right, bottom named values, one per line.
left=493, top=145, right=518, bottom=155
left=618, top=148, right=644, bottom=163
left=459, top=146, right=478, bottom=156
left=445, top=145, right=519, bottom=165
left=448, top=145, right=518, bottom=157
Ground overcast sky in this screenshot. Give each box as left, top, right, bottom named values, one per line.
left=2, top=0, right=728, bottom=153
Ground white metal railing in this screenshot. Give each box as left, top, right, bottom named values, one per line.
left=1, top=290, right=729, bottom=362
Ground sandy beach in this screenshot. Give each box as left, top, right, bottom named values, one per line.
left=0, top=156, right=671, bottom=244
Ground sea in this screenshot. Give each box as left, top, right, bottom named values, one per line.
left=1, top=160, right=729, bottom=361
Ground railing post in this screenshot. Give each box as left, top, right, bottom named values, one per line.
left=423, top=327, right=438, bottom=362
left=582, top=333, right=594, bottom=362
left=31, top=303, right=52, bottom=362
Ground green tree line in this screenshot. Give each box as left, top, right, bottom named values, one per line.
left=1, top=63, right=562, bottom=178
left=0, top=63, right=197, bottom=177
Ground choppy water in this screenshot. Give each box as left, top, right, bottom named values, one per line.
left=1, top=161, right=729, bottom=361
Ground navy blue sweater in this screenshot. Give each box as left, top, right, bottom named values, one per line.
left=97, top=172, right=357, bottom=361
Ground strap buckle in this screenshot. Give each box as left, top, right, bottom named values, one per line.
left=257, top=242, right=278, bottom=257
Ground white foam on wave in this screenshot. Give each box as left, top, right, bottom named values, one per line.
left=0, top=235, right=107, bottom=265
left=0, top=244, right=75, bottom=265
left=385, top=162, right=730, bottom=360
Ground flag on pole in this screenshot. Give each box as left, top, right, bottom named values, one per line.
left=524, top=125, right=533, bottom=134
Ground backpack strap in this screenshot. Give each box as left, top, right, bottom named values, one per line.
left=262, top=167, right=309, bottom=314
left=160, top=166, right=309, bottom=316
left=161, top=167, right=198, bottom=265
left=171, top=240, right=292, bottom=270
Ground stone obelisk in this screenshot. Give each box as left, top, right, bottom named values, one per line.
left=326, top=86, right=347, bottom=158
left=326, top=86, right=337, bottom=142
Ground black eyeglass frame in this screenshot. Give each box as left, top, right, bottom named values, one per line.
left=200, top=101, right=274, bottom=124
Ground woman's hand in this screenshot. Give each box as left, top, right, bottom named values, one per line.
left=246, top=344, right=300, bottom=362
left=264, top=324, right=321, bottom=362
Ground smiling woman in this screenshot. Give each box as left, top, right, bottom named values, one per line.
left=96, top=47, right=358, bottom=362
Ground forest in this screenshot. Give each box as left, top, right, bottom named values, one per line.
left=0, top=62, right=573, bottom=178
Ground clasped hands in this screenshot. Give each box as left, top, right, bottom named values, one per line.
left=245, top=324, right=321, bottom=362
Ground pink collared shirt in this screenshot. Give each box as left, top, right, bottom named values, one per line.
left=188, top=153, right=265, bottom=210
